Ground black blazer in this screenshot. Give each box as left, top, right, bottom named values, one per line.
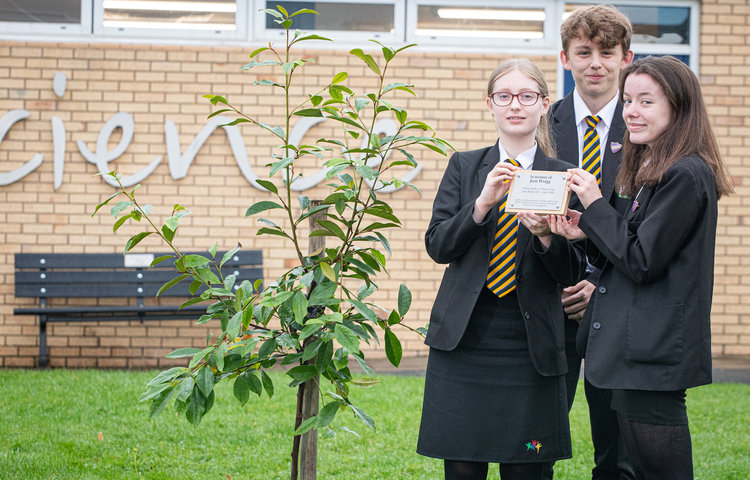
left=424, top=145, right=587, bottom=377
left=578, top=156, right=716, bottom=391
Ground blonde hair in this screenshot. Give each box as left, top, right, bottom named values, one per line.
left=487, top=59, right=556, bottom=158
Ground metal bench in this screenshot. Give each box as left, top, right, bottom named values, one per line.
left=13, top=251, right=263, bottom=367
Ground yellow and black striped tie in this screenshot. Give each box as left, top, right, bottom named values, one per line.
left=582, top=115, right=602, bottom=188
left=486, top=158, right=521, bottom=298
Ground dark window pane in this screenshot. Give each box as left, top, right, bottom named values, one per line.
left=0, top=0, right=81, bottom=23
left=266, top=2, right=395, bottom=32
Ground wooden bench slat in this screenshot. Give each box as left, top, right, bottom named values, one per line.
left=14, top=251, right=262, bottom=269
left=16, top=267, right=263, bottom=288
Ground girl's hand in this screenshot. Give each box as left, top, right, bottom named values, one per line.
left=567, top=168, right=603, bottom=209
left=473, top=162, right=520, bottom=223
left=548, top=210, right=587, bottom=240
left=518, top=211, right=552, bottom=250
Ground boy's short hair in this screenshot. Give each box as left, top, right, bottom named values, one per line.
left=561, top=5, right=632, bottom=55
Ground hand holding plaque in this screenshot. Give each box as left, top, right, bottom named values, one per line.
left=504, top=170, right=570, bottom=215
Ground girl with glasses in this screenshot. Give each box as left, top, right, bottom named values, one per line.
left=417, top=58, right=587, bottom=480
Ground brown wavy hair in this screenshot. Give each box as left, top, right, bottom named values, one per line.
left=561, top=4, right=632, bottom=56
left=616, top=56, right=733, bottom=199
left=486, top=59, right=556, bottom=158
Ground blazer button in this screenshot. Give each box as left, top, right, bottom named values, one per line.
left=517, top=274, right=523, bottom=283
left=592, top=321, right=601, bottom=330
left=598, top=286, right=607, bottom=294
left=524, top=312, right=530, bottom=319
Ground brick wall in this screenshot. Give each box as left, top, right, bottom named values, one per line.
left=1, top=0, right=749, bottom=368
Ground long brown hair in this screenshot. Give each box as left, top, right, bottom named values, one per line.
left=486, top=59, right=556, bottom=158
left=616, top=56, right=733, bottom=199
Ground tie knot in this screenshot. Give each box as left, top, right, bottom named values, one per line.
left=506, top=158, right=521, bottom=167
left=586, top=115, right=601, bottom=128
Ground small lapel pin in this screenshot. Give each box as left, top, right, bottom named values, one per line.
left=610, top=142, right=622, bottom=153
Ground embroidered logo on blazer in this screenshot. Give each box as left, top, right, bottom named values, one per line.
left=525, top=440, right=542, bottom=453
left=610, top=141, right=622, bottom=153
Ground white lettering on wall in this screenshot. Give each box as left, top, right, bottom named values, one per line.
left=1, top=72, right=414, bottom=192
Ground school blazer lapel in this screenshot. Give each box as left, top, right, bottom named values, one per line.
left=602, top=103, right=625, bottom=201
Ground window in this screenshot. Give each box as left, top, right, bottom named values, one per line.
left=256, top=1, right=403, bottom=43
left=408, top=1, right=556, bottom=50
left=0, top=0, right=91, bottom=35
left=94, top=0, right=247, bottom=40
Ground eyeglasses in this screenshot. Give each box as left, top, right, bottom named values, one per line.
left=489, top=91, right=544, bottom=107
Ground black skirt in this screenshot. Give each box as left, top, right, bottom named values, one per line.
left=417, top=288, right=571, bottom=464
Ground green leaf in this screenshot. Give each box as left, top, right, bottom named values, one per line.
left=387, top=309, right=401, bottom=327
left=320, top=262, right=337, bottom=282
left=195, top=366, right=214, bottom=398
left=308, top=282, right=337, bottom=306
left=331, top=71, right=347, bottom=84
left=92, top=191, right=122, bottom=217
left=385, top=329, right=402, bottom=367
left=150, top=254, right=173, bottom=268
left=260, top=370, right=274, bottom=398
left=292, top=291, right=308, bottom=325
left=315, top=220, right=347, bottom=241
left=257, top=338, right=277, bottom=359
left=179, top=296, right=205, bottom=310
left=245, top=200, right=284, bottom=217
left=294, top=108, right=323, bottom=117
left=249, top=46, right=269, bottom=58
left=110, top=200, right=133, bottom=217
left=246, top=372, right=262, bottom=396
left=398, top=284, right=412, bottom=316
left=349, top=48, right=381, bottom=75
left=350, top=404, right=376, bottom=430
left=220, top=246, right=242, bottom=268
left=226, top=311, right=242, bottom=340
left=176, top=376, right=194, bottom=402
left=166, top=347, right=202, bottom=359
left=334, top=324, right=359, bottom=353
left=317, top=401, right=340, bottom=428
left=349, top=298, right=378, bottom=323
left=294, top=416, right=318, bottom=435
left=124, top=232, right=153, bottom=253
left=149, top=387, right=175, bottom=419
left=161, top=224, right=175, bottom=242
left=233, top=374, right=250, bottom=405
left=156, top=273, right=191, bottom=297
left=375, top=232, right=391, bottom=254
left=255, top=179, right=278, bottom=194
left=287, top=365, right=318, bottom=386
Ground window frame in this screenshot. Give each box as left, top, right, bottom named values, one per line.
left=253, top=0, right=405, bottom=45
left=406, top=0, right=558, bottom=52
left=92, top=0, right=248, bottom=41
left=0, top=0, right=92, bottom=36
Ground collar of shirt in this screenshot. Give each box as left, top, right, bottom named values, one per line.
left=572, top=89, right=620, bottom=165
left=572, top=89, right=619, bottom=129
left=497, top=141, right=536, bottom=170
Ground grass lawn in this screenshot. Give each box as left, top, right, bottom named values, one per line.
left=0, top=369, right=748, bottom=479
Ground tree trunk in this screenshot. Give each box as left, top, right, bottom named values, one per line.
left=293, top=200, right=325, bottom=480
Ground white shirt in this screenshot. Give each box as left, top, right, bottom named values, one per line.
left=497, top=141, right=536, bottom=170
left=572, top=89, right=620, bottom=167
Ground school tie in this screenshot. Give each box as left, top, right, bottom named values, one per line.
left=582, top=115, right=602, bottom=188
left=486, top=158, right=521, bottom=298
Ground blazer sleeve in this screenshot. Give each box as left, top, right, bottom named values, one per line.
left=579, top=158, right=713, bottom=284
left=425, top=151, right=488, bottom=264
